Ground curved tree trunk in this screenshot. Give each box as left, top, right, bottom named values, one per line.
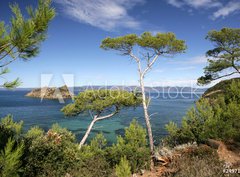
left=79, top=117, right=97, bottom=148
left=79, top=112, right=117, bottom=148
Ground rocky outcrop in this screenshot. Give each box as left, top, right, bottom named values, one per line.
left=26, top=85, right=74, bottom=99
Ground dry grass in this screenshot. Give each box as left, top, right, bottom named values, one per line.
left=140, top=145, right=240, bottom=177
left=163, top=145, right=240, bottom=177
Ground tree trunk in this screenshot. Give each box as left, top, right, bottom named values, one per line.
left=79, top=117, right=97, bottom=148
left=79, top=111, right=117, bottom=148
left=139, top=75, right=155, bottom=169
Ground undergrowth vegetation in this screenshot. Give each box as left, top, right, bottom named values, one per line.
left=165, top=79, right=240, bottom=147
left=0, top=118, right=150, bottom=177
left=166, top=145, right=224, bottom=177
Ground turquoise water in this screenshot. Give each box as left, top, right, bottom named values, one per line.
left=0, top=90, right=201, bottom=144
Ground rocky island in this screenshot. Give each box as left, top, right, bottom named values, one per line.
left=26, top=85, right=74, bottom=99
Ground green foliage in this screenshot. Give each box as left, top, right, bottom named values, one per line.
left=25, top=126, right=44, bottom=139
left=90, top=133, right=107, bottom=151
left=225, top=79, right=240, bottom=102
left=101, top=32, right=186, bottom=56
left=0, top=68, right=21, bottom=89
left=26, top=129, right=112, bottom=177
left=0, top=115, right=23, bottom=135
left=0, top=115, right=23, bottom=149
left=0, top=0, right=55, bottom=89
left=7, top=0, right=55, bottom=59
left=62, top=89, right=142, bottom=116
left=165, top=99, right=215, bottom=146
left=0, top=138, right=24, bottom=177
left=62, top=90, right=143, bottom=146
left=124, top=119, right=148, bottom=147
left=76, top=134, right=111, bottom=177
left=198, top=28, right=240, bottom=85
left=2, top=78, right=21, bottom=89
left=202, top=78, right=240, bottom=99
left=165, top=121, right=178, bottom=140
left=115, top=156, right=131, bottom=177
left=165, top=79, right=240, bottom=146
left=0, top=117, right=152, bottom=176
left=23, top=124, right=80, bottom=177
left=107, top=119, right=150, bottom=173
left=101, top=32, right=186, bottom=156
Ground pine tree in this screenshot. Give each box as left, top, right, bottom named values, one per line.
left=198, top=28, right=240, bottom=85
left=100, top=32, right=186, bottom=167
left=0, top=0, right=55, bottom=89
left=61, top=90, right=142, bottom=147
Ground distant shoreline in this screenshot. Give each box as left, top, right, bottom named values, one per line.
left=0, top=85, right=207, bottom=93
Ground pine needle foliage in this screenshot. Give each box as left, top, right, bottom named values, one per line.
left=198, top=28, right=240, bottom=85
left=0, top=0, right=55, bottom=89
left=0, top=138, right=24, bottom=177
left=165, top=79, right=240, bottom=146
left=115, top=156, right=131, bottom=177
left=62, top=89, right=142, bottom=117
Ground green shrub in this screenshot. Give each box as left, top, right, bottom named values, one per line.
left=0, top=115, right=23, bottom=149
left=0, top=138, right=24, bottom=177
left=115, top=156, right=131, bottom=177
left=107, top=119, right=150, bottom=173
left=76, top=133, right=112, bottom=177
left=165, top=80, right=240, bottom=146
left=0, top=118, right=151, bottom=176
left=23, top=124, right=80, bottom=177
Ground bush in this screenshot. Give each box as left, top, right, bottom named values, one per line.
left=76, top=133, right=112, bottom=177
left=165, top=80, right=240, bottom=146
left=107, top=119, right=150, bottom=173
left=167, top=146, right=224, bottom=177
left=0, top=118, right=151, bottom=176
left=115, top=156, right=131, bottom=177
left=0, top=115, right=23, bottom=149
left=23, top=124, right=81, bottom=177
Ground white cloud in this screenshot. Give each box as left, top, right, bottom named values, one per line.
left=187, top=55, right=208, bottom=64
left=145, top=79, right=198, bottom=87
left=166, top=0, right=221, bottom=9
left=185, top=0, right=221, bottom=8
left=170, top=55, right=208, bottom=65
left=166, top=0, right=240, bottom=19
left=175, top=66, right=196, bottom=70
left=167, top=0, right=183, bottom=8
left=54, top=0, right=144, bottom=31
left=212, top=1, right=240, bottom=19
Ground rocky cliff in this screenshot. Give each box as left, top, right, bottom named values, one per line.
left=26, top=85, right=73, bottom=99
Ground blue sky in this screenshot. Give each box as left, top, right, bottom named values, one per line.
left=1, top=0, right=239, bottom=88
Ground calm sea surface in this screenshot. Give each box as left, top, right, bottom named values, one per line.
left=0, top=90, right=201, bottom=144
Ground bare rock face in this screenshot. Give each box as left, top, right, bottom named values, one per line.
left=26, top=85, right=74, bottom=99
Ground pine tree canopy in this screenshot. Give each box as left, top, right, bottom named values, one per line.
left=61, top=90, right=142, bottom=117
left=198, top=28, right=240, bottom=85
left=100, top=32, right=186, bottom=57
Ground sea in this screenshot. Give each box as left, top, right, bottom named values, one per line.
left=0, top=90, right=202, bottom=144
